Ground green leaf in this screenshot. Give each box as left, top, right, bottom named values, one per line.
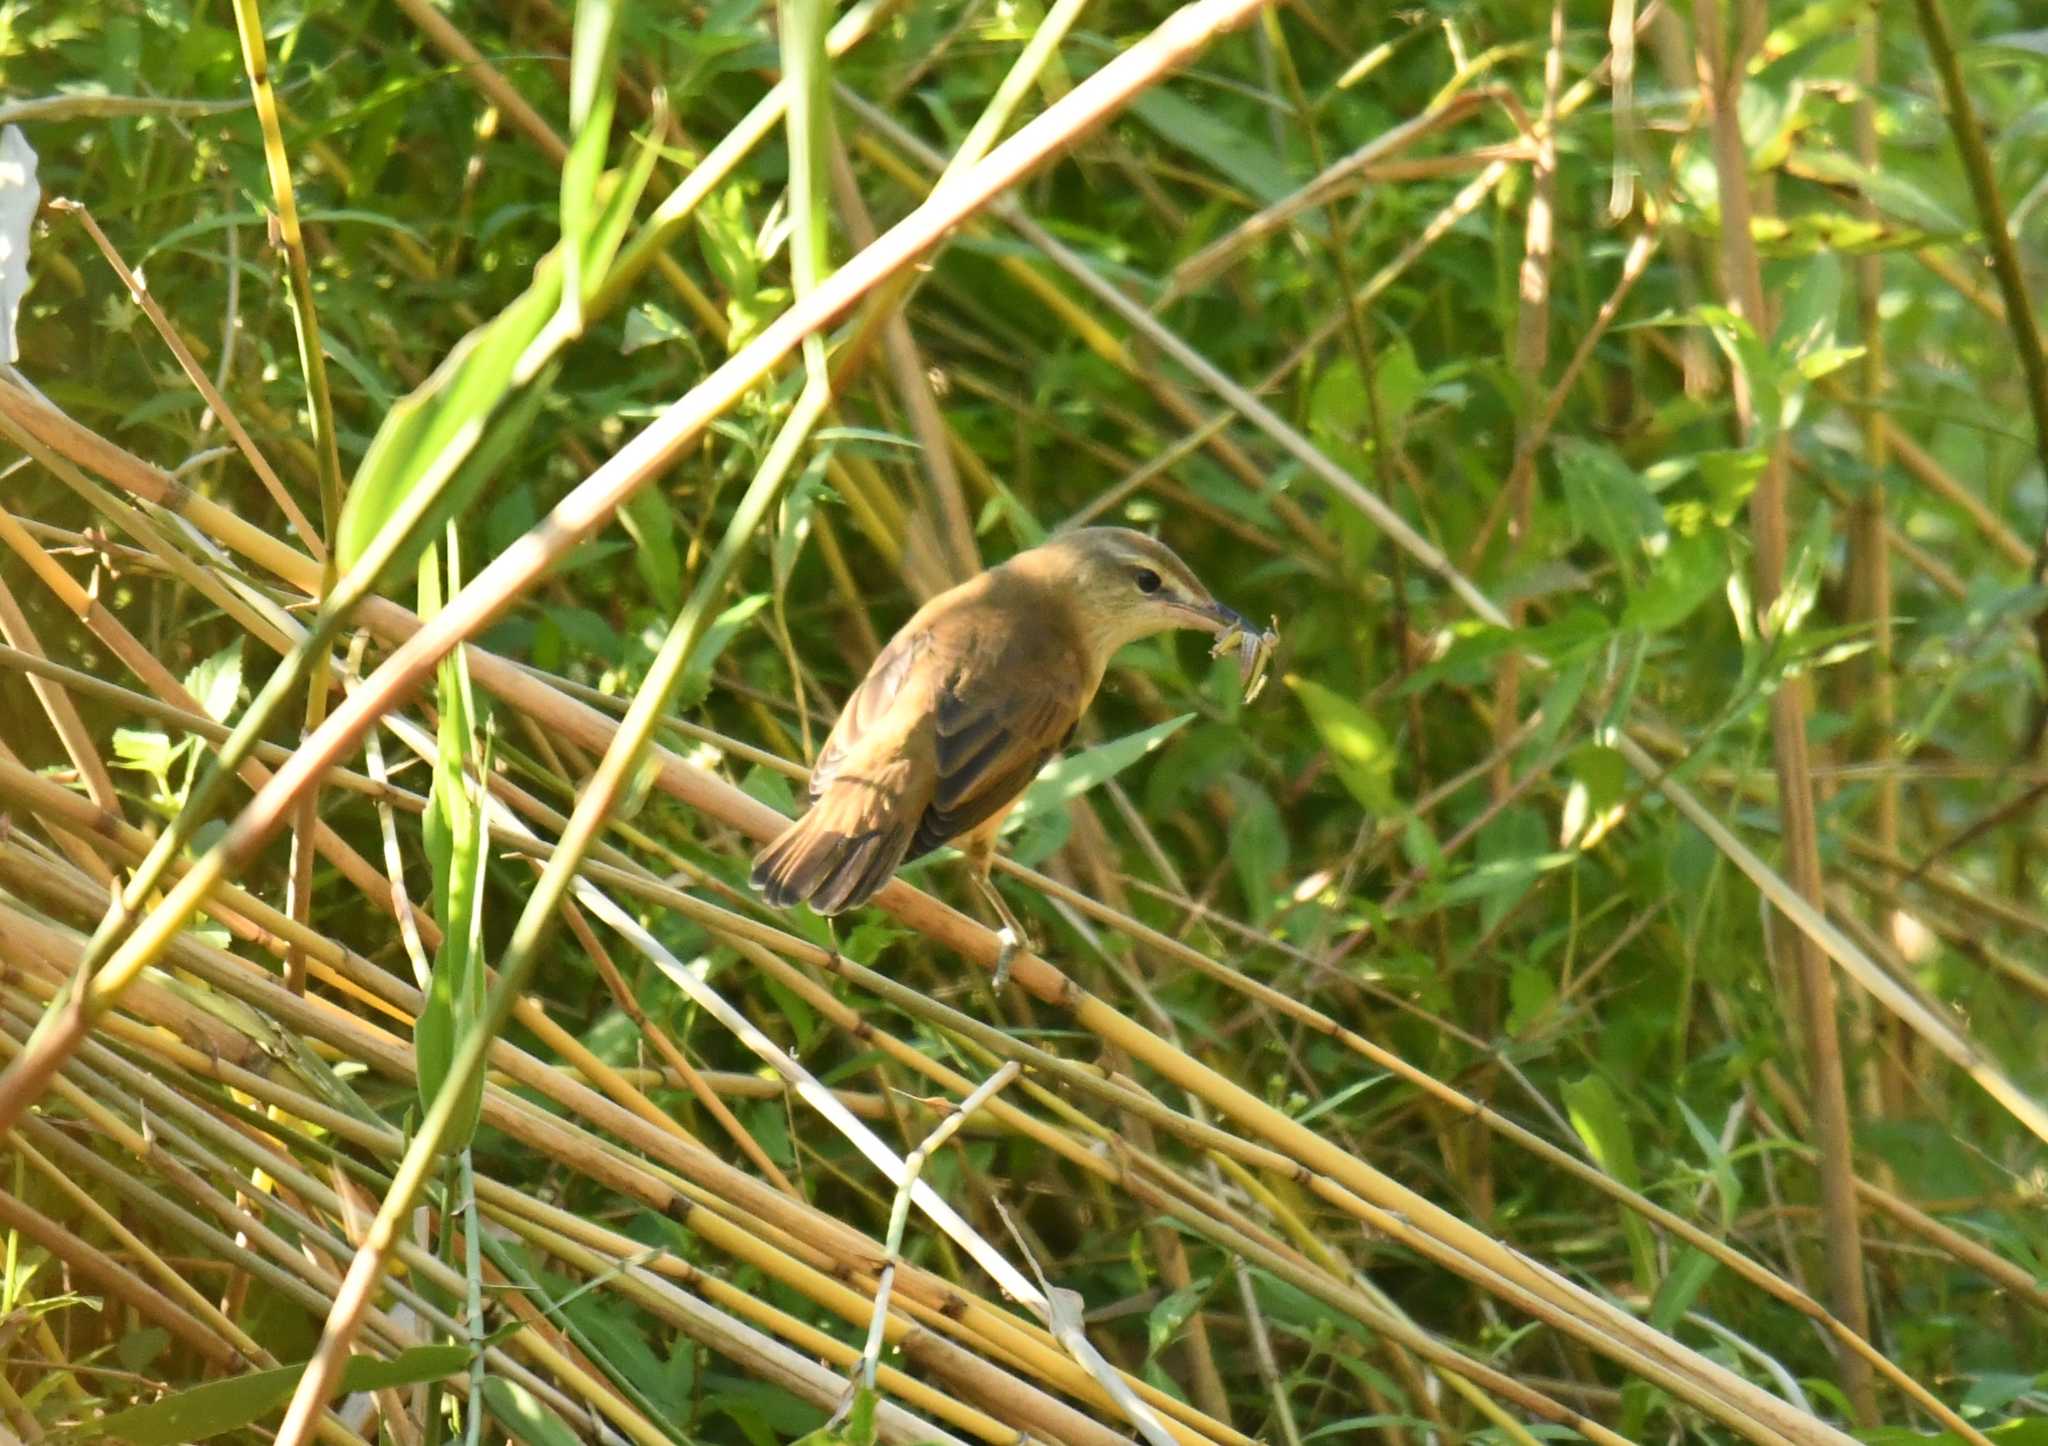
left=560, top=0, right=621, bottom=317
left=1529, top=651, right=1594, bottom=757
left=334, top=254, right=562, bottom=581
left=1690, top=304, right=1789, bottom=444
left=1678, top=1099, right=1743, bottom=1228
left=695, top=183, right=761, bottom=311
left=1765, top=500, right=1833, bottom=641
left=1226, top=777, right=1288, bottom=923
left=416, top=755, right=489, bottom=1149
left=621, top=301, right=703, bottom=359
left=1308, top=371, right=1363, bottom=451
left=1787, top=147, right=1964, bottom=234
left=1145, top=1279, right=1210, bottom=1362
left=1467, top=804, right=1557, bottom=933
left=417, top=541, right=490, bottom=1149
left=1010, top=714, right=1193, bottom=829
left=1750, top=208, right=1922, bottom=258
left=481, top=1376, right=584, bottom=1446
left=1624, top=532, right=1728, bottom=633
left=113, top=1326, right=169, bottom=1371
left=678, top=593, right=773, bottom=708
left=1563, top=1075, right=1657, bottom=1293
left=1506, top=962, right=1556, bottom=1034
left=582, top=116, right=666, bottom=308
left=1294, top=1071, right=1390, bottom=1126
left=1286, top=675, right=1398, bottom=815
left=92, top=1346, right=469, bottom=1442
left=619, top=485, right=683, bottom=611
left=111, top=726, right=184, bottom=791
left=1127, top=87, right=1295, bottom=206
left=1735, top=61, right=1806, bottom=170
left=1793, top=342, right=1865, bottom=381
left=1396, top=607, right=1611, bottom=696
left=1309, top=341, right=1423, bottom=444
left=182, top=639, right=242, bottom=723
left=1648, top=1248, right=1720, bottom=1334
left=1773, top=251, right=1842, bottom=365
left=1556, top=439, right=1666, bottom=575
left=1696, top=449, right=1767, bottom=525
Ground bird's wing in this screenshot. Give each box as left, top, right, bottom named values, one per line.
left=905, top=641, right=1085, bottom=860
left=809, top=627, right=929, bottom=799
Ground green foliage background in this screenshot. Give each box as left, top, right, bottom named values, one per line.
left=1, top=0, right=2046, bottom=1441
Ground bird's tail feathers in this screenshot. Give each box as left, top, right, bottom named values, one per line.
left=750, top=788, right=916, bottom=915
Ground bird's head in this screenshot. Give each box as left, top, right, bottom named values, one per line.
left=1015, top=526, right=1248, bottom=657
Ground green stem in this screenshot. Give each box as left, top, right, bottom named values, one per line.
left=1909, top=0, right=2048, bottom=556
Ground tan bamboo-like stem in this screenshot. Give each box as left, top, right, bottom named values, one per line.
left=1464, top=227, right=1661, bottom=565
left=10, top=1129, right=278, bottom=1366
left=26, top=230, right=2048, bottom=1161
left=1694, top=0, right=1876, bottom=1421
left=12, top=45, right=2031, bottom=1433
left=0, top=503, right=439, bottom=951
left=8, top=369, right=1999, bottom=1438
left=51, top=200, right=320, bottom=555
left=828, top=144, right=979, bottom=597
left=482, top=1215, right=981, bottom=1446
left=0, top=0, right=1276, bottom=1143
left=1847, top=15, right=1906, bottom=1121
left=0, top=995, right=600, bottom=1427
left=0, top=1149, right=249, bottom=1373
left=225, top=0, right=345, bottom=997
left=1477, top=7, right=1564, bottom=1225
left=473, top=1200, right=1056, bottom=1445
left=0, top=841, right=1243, bottom=1444
left=0, top=573, right=117, bottom=889
left=1161, top=90, right=1499, bottom=300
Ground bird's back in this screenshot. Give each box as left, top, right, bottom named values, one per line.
left=751, top=565, right=1094, bottom=914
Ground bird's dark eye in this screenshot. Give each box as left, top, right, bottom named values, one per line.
left=1134, top=568, right=1162, bottom=594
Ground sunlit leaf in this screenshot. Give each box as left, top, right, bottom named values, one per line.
left=1286, top=674, right=1398, bottom=815
left=1624, top=532, right=1728, bottom=633
left=334, top=256, right=562, bottom=580
left=182, top=639, right=243, bottom=724
left=1564, top=1074, right=1656, bottom=1293
left=481, top=1376, right=582, bottom=1446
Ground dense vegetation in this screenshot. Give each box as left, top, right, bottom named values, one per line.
left=2, top=0, right=2045, bottom=1441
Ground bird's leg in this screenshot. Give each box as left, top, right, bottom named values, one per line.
left=974, top=871, right=1030, bottom=991
left=962, top=836, right=1033, bottom=990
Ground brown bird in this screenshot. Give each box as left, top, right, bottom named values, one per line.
left=751, top=527, right=1249, bottom=979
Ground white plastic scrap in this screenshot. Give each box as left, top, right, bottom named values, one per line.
left=0, top=126, right=39, bottom=366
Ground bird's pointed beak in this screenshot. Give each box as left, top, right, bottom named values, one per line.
left=1186, top=597, right=1250, bottom=635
